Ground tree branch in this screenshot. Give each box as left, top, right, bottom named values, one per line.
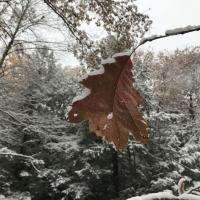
left=186, top=185, right=200, bottom=194
left=131, top=25, right=200, bottom=55
left=43, top=0, right=81, bottom=41
left=0, top=148, right=41, bottom=173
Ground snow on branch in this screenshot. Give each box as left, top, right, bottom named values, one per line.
left=127, top=178, right=200, bottom=200
left=0, top=148, right=42, bottom=173
left=127, top=192, right=200, bottom=200
left=0, top=148, right=35, bottom=160
left=127, top=190, right=175, bottom=200
left=133, top=25, right=200, bottom=53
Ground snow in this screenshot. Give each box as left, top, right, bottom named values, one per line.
left=139, top=25, right=200, bottom=46
left=179, top=194, right=200, bottom=200
left=107, top=112, right=113, bottom=119
left=127, top=191, right=200, bottom=200
left=103, top=124, right=108, bottom=130
left=79, top=52, right=131, bottom=82
left=127, top=190, right=175, bottom=200
left=101, top=51, right=131, bottom=65
left=127, top=190, right=200, bottom=200
left=165, top=25, right=200, bottom=35
left=73, top=113, right=78, bottom=117
left=72, top=88, right=91, bottom=103
left=140, top=35, right=161, bottom=44
left=113, top=51, right=131, bottom=57
left=67, top=106, right=72, bottom=112
left=20, top=171, right=30, bottom=177
left=88, top=65, right=105, bottom=76
left=78, top=73, right=88, bottom=82
left=101, top=57, right=115, bottom=65
left=78, top=66, right=104, bottom=82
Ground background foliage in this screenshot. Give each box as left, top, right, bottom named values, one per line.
left=0, top=0, right=200, bottom=200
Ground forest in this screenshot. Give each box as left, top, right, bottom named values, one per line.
left=0, top=0, right=200, bottom=200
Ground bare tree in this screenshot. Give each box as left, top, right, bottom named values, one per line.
left=0, top=0, right=67, bottom=76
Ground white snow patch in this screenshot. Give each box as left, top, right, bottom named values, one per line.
left=179, top=194, right=200, bottom=200
left=101, top=57, right=115, bottom=65
left=103, top=124, right=108, bottom=130
left=72, top=88, right=91, bottom=103
left=165, top=25, right=200, bottom=35
left=127, top=190, right=200, bottom=200
left=140, top=119, right=147, bottom=125
left=101, top=52, right=131, bottom=65
left=113, top=51, right=131, bottom=57
left=65, top=106, right=72, bottom=120
left=140, top=35, right=161, bottom=43
left=127, top=190, right=175, bottom=200
left=67, top=106, right=72, bottom=112
left=78, top=66, right=104, bottom=82
left=89, top=65, right=105, bottom=76
left=20, top=171, right=30, bottom=177
left=73, top=113, right=78, bottom=117
left=78, top=73, right=88, bottom=82
left=107, top=112, right=113, bottom=119
left=191, top=168, right=200, bottom=173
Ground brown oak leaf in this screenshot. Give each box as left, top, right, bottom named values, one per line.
left=66, top=52, right=148, bottom=150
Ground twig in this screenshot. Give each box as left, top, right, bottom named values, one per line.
left=0, top=109, right=24, bottom=125
left=0, top=152, right=35, bottom=160
left=0, top=150, right=41, bottom=172
left=131, top=25, right=200, bottom=56
left=44, top=0, right=80, bottom=41
left=186, top=185, right=200, bottom=194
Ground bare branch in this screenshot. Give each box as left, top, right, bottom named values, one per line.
left=0, top=151, right=35, bottom=160
left=44, top=0, right=81, bottom=41
left=0, top=148, right=41, bottom=173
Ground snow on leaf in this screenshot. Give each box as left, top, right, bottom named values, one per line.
left=88, top=66, right=105, bottom=76
left=66, top=53, right=148, bottom=150
left=101, top=57, right=115, bottom=65
left=113, top=52, right=131, bottom=57
left=107, top=112, right=113, bottom=120
left=72, top=88, right=91, bottom=103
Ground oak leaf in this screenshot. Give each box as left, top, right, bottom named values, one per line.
left=67, top=52, right=148, bottom=150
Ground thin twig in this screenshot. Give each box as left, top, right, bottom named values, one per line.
left=0, top=152, right=35, bottom=160
left=0, top=150, right=41, bottom=172
left=44, top=0, right=80, bottom=41
left=131, top=25, right=200, bottom=56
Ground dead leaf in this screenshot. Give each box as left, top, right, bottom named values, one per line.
left=67, top=52, right=148, bottom=150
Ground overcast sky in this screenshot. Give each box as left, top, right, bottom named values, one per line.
left=62, top=0, right=200, bottom=67
left=136, top=0, right=200, bottom=52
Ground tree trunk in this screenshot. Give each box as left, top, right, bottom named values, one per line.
left=0, top=1, right=29, bottom=69
left=127, top=145, right=135, bottom=186
left=189, top=92, right=195, bottom=120
left=112, top=148, right=119, bottom=197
